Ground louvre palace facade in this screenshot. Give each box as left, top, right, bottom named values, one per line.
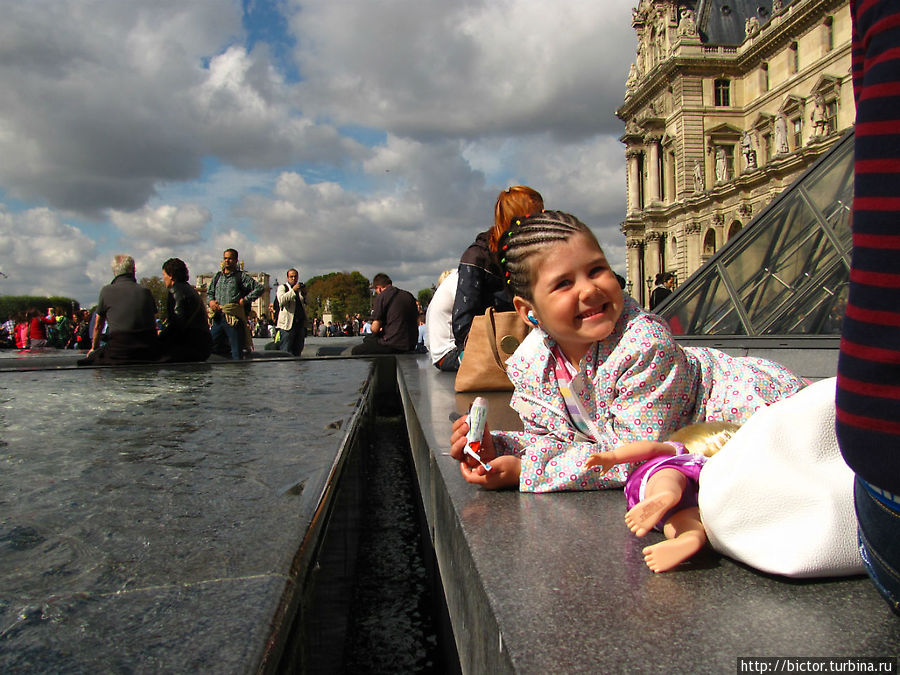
left=616, top=0, right=852, bottom=307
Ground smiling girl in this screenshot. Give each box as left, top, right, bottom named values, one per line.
left=450, top=211, right=805, bottom=492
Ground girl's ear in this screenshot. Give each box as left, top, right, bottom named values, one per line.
left=512, top=296, right=534, bottom=328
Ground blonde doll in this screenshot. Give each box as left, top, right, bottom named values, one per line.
left=586, top=422, right=739, bottom=573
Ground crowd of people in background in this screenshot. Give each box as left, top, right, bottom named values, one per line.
left=0, top=307, right=92, bottom=351
left=0, top=250, right=426, bottom=362
left=311, top=314, right=368, bottom=338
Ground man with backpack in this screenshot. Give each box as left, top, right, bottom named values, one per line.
left=207, top=248, right=264, bottom=360
left=275, top=268, right=307, bottom=356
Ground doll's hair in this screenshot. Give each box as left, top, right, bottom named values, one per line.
left=498, top=210, right=604, bottom=301
left=668, top=421, right=740, bottom=457
left=490, top=186, right=544, bottom=253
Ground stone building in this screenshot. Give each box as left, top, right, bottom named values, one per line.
left=616, top=0, right=853, bottom=307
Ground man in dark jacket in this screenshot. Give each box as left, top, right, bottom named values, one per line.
left=80, top=255, right=159, bottom=365
left=351, top=273, right=418, bottom=355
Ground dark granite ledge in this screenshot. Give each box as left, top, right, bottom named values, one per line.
left=396, top=349, right=899, bottom=674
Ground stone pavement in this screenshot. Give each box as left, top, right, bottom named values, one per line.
left=395, top=344, right=900, bottom=673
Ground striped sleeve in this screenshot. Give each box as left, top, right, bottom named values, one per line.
left=836, top=0, right=900, bottom=493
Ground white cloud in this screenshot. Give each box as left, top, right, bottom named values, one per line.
left=0, top=0, right=637, bottom=305
left=0, top=206, right=98, bottom=302
left=110, top=204, right=211, bottom=248
left=0, top=1, right=356, bottom=216
left=291, top=0, right=636, bottom=138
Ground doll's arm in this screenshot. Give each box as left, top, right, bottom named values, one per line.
left=585, top=440, right=678, bottom=475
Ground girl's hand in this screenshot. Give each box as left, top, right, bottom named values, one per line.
left=459, top=455, right=521, bottom=490
left=450, top=413, right=497, bottom=467
left=585, top=451, right=614, bottom=475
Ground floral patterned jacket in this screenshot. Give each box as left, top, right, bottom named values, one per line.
left=492, top=296, right=805, bottom=492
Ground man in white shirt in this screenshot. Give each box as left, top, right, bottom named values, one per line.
left=275, top=268, right=307, bottom=356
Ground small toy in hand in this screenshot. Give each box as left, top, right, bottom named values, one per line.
left=464, top=397, right=492, bottom=472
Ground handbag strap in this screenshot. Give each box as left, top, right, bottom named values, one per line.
left=486, top=307, right=506, bottom=370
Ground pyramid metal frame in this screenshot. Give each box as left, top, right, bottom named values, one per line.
left=657, top=130, right=853, bottom=337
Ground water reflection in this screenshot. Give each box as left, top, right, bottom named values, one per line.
left=0, top=360, right=370, bottom=653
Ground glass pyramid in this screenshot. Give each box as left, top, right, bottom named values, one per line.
left=658, top=130, right=853, bottom=336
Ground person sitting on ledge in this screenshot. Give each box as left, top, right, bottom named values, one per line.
left=351, top=273, right=418, bottom=355
left=79, top=254, right=159, bottom=365
left=158, top=257, right=212, bottom=363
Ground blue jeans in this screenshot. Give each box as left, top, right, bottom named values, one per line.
left=209, top=315, right=243, bottom=360
left=855, top=477, right=900, bottom=615
left=278, top=323, right=306, bottom=356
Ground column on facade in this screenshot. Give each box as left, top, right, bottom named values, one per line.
left=626, top=238, right=644, bottom=303
left=645, top=231, right=664, bottom=300
left=684, top=222, right=702, bottom=277
left=626, top=148, right=642, bottom=214
left=645, top=135, right=662, bottom=204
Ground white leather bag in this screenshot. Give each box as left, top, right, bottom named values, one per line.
left=698, top=377, right=863, bottom=578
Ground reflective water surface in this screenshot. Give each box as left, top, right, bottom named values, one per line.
left=0, top=359, right=370, bottom=671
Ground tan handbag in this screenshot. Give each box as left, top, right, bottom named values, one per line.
left=454, top=308, right=530, bottom=392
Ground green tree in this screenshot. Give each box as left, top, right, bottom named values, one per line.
left=305, top=271, right=371, bottom=321
left=0, top=295, right=80, bottom=320
left=417, top=287, right=434, bottom=311
left=140, top=277, right=168, bottom=320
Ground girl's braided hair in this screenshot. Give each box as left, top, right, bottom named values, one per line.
left=498, top=210, right=601, bottom=301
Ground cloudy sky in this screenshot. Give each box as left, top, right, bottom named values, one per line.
left=0, top=0, right=637, bottom=307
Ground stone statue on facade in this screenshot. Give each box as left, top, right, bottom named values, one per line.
left=741, top=131, right=758, bottom=170
left=678, top=7, right=698, bottom=36
left=745, top=16, right=761, bottom=38
left=626, top=63, right=639, bottom=93
left=715, top=146, right=728, bottom=183
left=810, top=93, right=828, bottom=138
left=775, top=113, right=790, bottom=154
left=693, top=160, right=705, bottom=192
left=772, top=0, right=783, bottom=11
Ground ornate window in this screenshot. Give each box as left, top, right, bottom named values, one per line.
left=825, top=100, right=838, bottom=133
left=811, top=75, right=843, bottom=136
left=780, top=96, right=804, bottom=150
left=703, top=229, right=717, bottom=257
left=715, top=79, right=731, bottom=106
left=751, top=113, right=775, bottom=166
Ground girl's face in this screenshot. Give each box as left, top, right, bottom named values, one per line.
left=515, top=231, right=623, bottom=363
left=162, top=270, right=174, bottom=289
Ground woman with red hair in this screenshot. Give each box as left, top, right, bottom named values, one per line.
left=443, top=186, right=543, bottom=371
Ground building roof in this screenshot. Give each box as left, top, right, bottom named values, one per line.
left=696, top=0, right=795, bottom=45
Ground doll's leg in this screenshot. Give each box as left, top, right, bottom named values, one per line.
left=624, top=467, right=688, bottom=537
left=642, top=507, right=707, bottom=573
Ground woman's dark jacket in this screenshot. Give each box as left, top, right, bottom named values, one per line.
left=159, top=281, right=212, bottom=362
left=451, top=230, right=514, bottom=351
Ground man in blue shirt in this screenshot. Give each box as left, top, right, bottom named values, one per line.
left=207, top=248, right=263, bottom=360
